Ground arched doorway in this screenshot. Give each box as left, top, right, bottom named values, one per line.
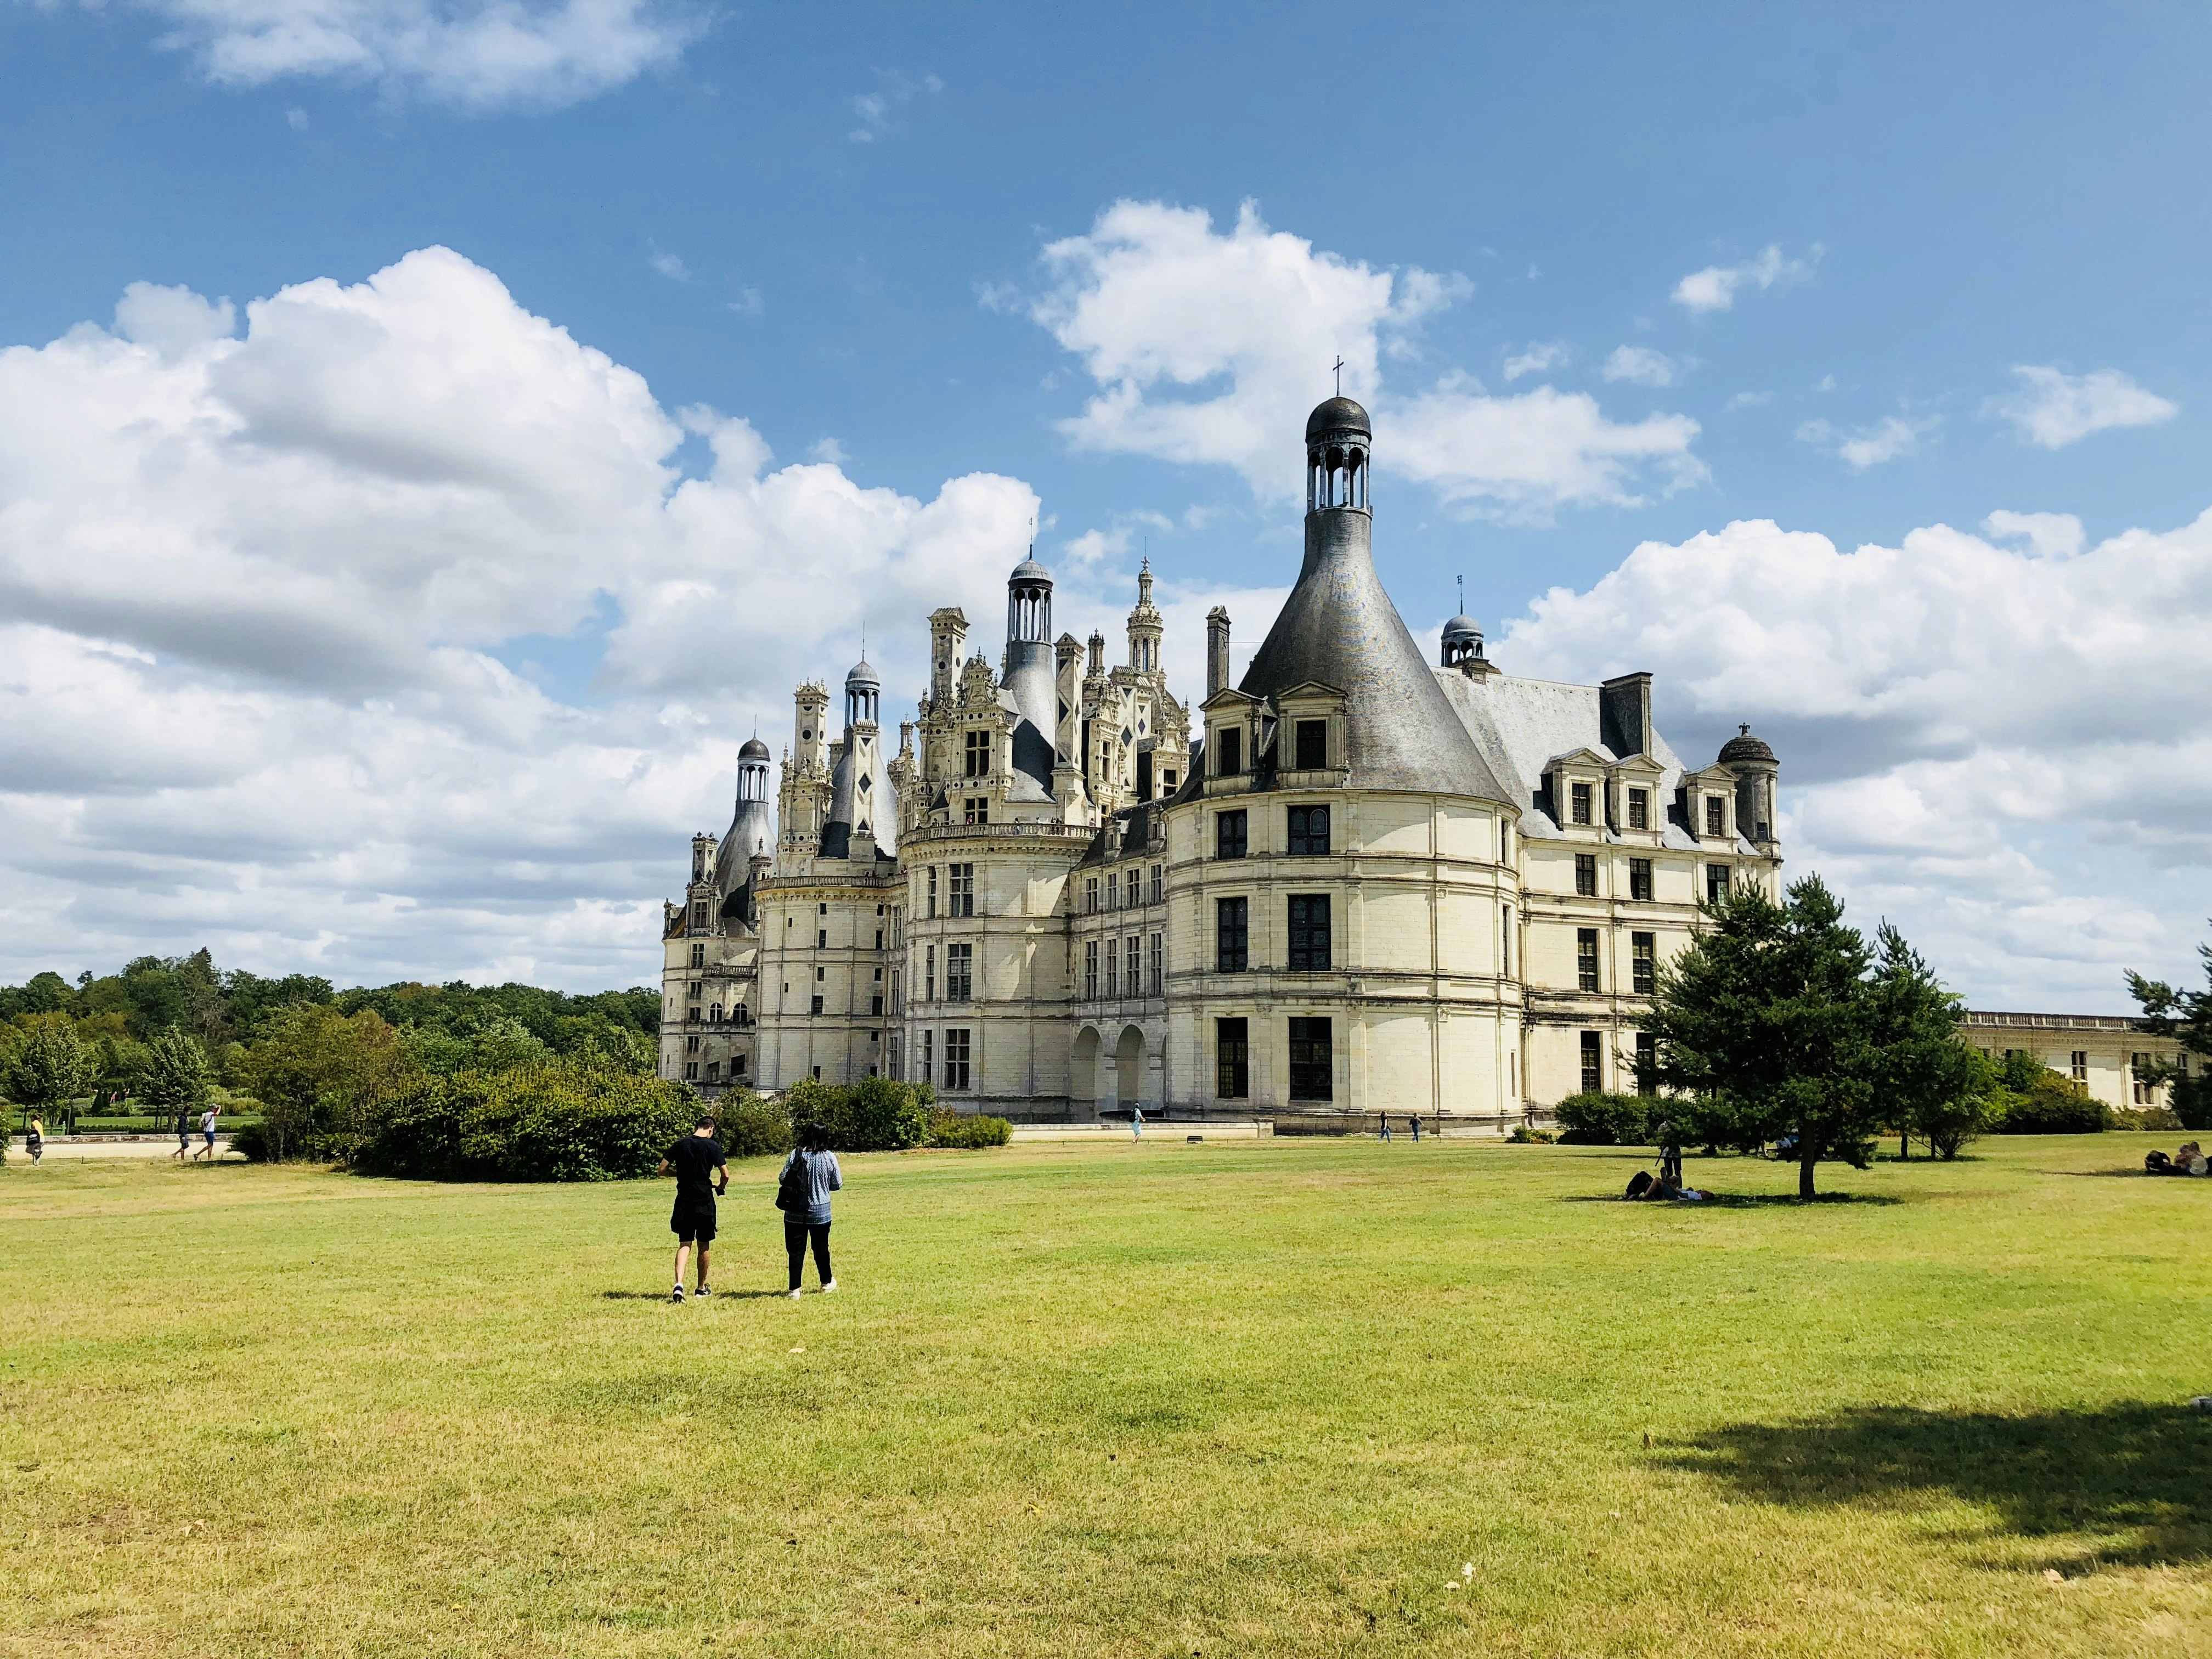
left=1115, top=1025, right=1148, bottom=1109
left=1071, top=1026, right=1102, bottom=1114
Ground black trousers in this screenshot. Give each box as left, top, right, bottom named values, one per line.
left=785, top=1222, right=832, bottom=1290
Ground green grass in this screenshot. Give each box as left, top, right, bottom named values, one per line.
left=2, top=1137, right=2208, bottom=1658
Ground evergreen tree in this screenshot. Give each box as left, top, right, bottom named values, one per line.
left=1640, top=874, right=1882, bottom=1200
left=2128, top=932, right=2212, bottom=1131
left=1866, top=923, right=1989, bottom=1160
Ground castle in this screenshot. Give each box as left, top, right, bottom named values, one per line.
left=658, top=397, right=1784, bottom=1124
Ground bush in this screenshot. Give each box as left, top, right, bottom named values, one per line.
left=715, top=1091, right=794, bottom=1158
left=2113, top=1104, right=2183, bottom=1132
left=1553, top=1091, right=1656, bottom=1146
left=1507, top=1124, right=1554, bottom=1144
left=1989, top=1078, right=2111, bottom=1135
left=926, top=1107, right=1011, bottom=1149
left=347, top=1060, right=692, bottom=1180
left=781, top=1076, right=930, bottom=1152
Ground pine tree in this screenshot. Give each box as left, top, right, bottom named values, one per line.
left=2128, top=932, right=2212, bottom=1130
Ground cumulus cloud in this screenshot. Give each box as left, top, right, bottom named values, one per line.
left=1503, top=341, right=1566, bottom=380
left=1025, top=199, right=1700, bottom=518
left=1671, top=243, right=1820, bottom=313
left=1985, top=365, right=2178, bottom=449
left=648, top=247, right=689, bottom=281
left=1797, top=413, right=1936, bottom=470
left=1600, top=345, right=1683, bottom=387
left=1500, top=511, right=2212, bottom=1005
left=0, top=249, right=1049, bottom=988
left=65, top=0, right=705, bottom=110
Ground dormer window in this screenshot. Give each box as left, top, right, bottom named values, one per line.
left=1627, top=788, right=1649, bottom=831
left=1570, top=781, right=1593, bottom=826
left=964, top=730, right=989, bottom=777
left=1294, top=719, right=1327, bottom=770
left=1705, top=796, right=1726, bottom=837
left=1215, top=726, right=1243, bottom=776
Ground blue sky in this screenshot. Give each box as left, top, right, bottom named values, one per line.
left=2, top=2, right=2207, bottom=1006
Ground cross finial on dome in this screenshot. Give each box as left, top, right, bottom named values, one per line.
left=1333, top=354, right=1345, bottom=395
left=1740, top=723, right=1751, bottom=736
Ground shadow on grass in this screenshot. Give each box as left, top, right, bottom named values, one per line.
left=1558, top=1192, right=1904, bottom=1207
left=1661, top=1403, right=2212, bottom=1568
left=599, top=1289, right=790, bottom=1301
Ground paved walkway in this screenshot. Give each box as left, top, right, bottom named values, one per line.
left=5, top=1136, right=244, bottom=1164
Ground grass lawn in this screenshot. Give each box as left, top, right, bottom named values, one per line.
left=2, top=1136, right=2207, bottom=1658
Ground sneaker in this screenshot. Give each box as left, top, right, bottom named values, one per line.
left=670, top=1285, right=685, bottom=1303
left=820, top=1280, right=838, bottom=1294
left=693, top=1285, right=711, bottom=1299
left=785, top=1289, right=802, bottom=1300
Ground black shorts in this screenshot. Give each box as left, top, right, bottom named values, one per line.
left=671, top=1203, right=717, bottom=1244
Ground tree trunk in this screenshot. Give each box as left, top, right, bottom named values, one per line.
left=1799, top=1150, right=1817, bottom=1201
left=1899, top=1129, right=1908, bottom=1161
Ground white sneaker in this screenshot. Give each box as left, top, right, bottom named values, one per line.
left=821, top=1280, right=838, bottom=1294
left=786, top=1289, right=802, bottom=1300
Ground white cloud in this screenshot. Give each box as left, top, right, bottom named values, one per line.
left=1500, top=510, right=2212, bottom=1006
left=648, top=247, right=689, bottom=281
left=1600, top=344, right=1683, bottom=388
left=1025, top=199, right=1701, bottom=518
left=1983, top=509, right=2085, bottom=560
left=1797, top=413, right=1936, bottom=470
left=805, top=437, right=848, bottom=464
left=1671, top=243, right=1820, bottom=313
left=1724, top=390, right=1774, bottom=411
left=0, top=248, right=1045, bottom=989
left=1985, top=365, right=2178, bottom=449
left=75, top=0, right=704, bottom=111
left=848, top=69, right=941, bottom=142
left=285, top=105, right=309, bottom=129
left=726, top=286, right=764, bottom=318
left=1503, top=341, right=1566, bottom=380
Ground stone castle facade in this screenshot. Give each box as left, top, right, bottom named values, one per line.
left=658, top=397, right=1787, bottom=1124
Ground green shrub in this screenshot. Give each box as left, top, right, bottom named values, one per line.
left=715, top=1091, right=793, bottom=1158
left=347, top=1059, right=691, bottom=1180
left=1989, top=1080, right=2111, bottom=1135
left=2113, top=1104, right=2182, bottom=1131
left=229, top=1120, right=272, bottom=1161
left=926, top=1107, right=1012, bottom=1149
left=780, top=1076, right=929, bottom=1152
left=1507, top=1124, right=1554, bottom=1144
left=1553, top=1091, right=1656, bottom=1146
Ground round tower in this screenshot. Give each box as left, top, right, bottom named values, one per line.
left=1306, top=395, right=1371, bottom=514
left=1719, top=724, right=1779, bottom=848
left=1002, top=552, right=1058, bottom=790
left=1126, top=558, right=1164, bottom=674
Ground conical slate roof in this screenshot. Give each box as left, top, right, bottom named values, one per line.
left=1239, top=508, right=1506, bottom=799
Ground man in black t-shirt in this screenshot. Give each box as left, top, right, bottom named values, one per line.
left=656, top=1116, right=728, bottom=1303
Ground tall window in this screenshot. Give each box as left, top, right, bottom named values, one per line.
left=1580, top=1030, right=1602, bottom=1093
left=1215, top=726, right=1243, bottom=775
left=1705, top=795, right=1726, bottom=837
left=1216, top=1017, right=1249, bottom=1099
left=1575, top=853, right=1597, bottom=896
left=1149, top=864, right=1163, bottom=904
left=2131, top=1053, right=2153, bottom=1104
left=1634, top=1031, right=1657, bottom=1092
left=817, top=928, right=827, bottom=949
left=1289, top=1016, right=1333, bottom=1101
left=1216, top=897, right=1249, bottom=972
left=944, top=1028, right=971, bottom=1092
left=1125, top=934, right=1142, bottom=998
left=692, top=900, right=708, bottom=928
left=810, top=995, right=823, bottom=1015
left=1105, top=871, right=1119, bottom=910
left=949, top=863, right=975, bottom=917
left=1706, top=864, right=1731, bottom=904
left=2071, top=1051, right=2088, bottom=1082
left=1288, top=804, right=1330, bottom=855
left=1288, top=895, right=1331, bottom=972
left=1632, top=932, right=1656, bottom=996
left=1216, top=810, right=1248, bottom=860
left=1084, top=939, right=1099, bottom=1000
left=964, top=797, right=989, bottom=824
left=1577, top=928, right=1600, bottom=992
left=1627, top=788, right=1649, bottom=831
left=1628, top=857, right=1652, bottom=901
left=1105, top=936, right=1119, bottom=997
left=921, top=1028, right=933, bottom=1082
left=1502, top=905, right=1513, bottom=975
left=1148, top=932, right=1163, bottom=996
left=924, top=944, right=936, bottom=1001
left=964, top=729, right=989, bottom=777
left=689, top=942, right=704, bottom=968
left=685, top=1060, right=698, bottom=1081
left=1085, top=876, right=1099, bottom=913
left=946, top=943, right=973, bottom=1002
left=687, top=980, right=701, bottom=1001
left=1570, top=780, right=1593, bottom=826
left=1294, top=719, right=1327, bottom=770
left=927, top=866, right=939, bottom=918
left=870, top=995, right=883, bottom=1016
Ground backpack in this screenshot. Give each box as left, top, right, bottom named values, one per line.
left=774, top=1149, right=810, bottom=1214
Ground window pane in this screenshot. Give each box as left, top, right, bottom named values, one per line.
left=1577, top=927, right=1600, bottom=992
left=1628, top=788, right=1649, bottom=830
left=1289, top=1016, right=1333, bottom=1101
left=1580, top=1030, right=1601, bottom=1093
left=1216, top=896, right=1249, bottom=972
left=1288, top=894, right=1331, bottom=972
left=1216, top=1017, right=1249, bottom=1099
left=1216, top=726, right=1242, bottom=775
left=1216, top=810, right=1248, bottom=860
left=1571, top=780, right=1592, bottom=825
left=1288, top=804, right=1330, bottom=856
left=1575, top=854, right=1596, bottom=896
left=1295, top=719, right=1327, bottom=770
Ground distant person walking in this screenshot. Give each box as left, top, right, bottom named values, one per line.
left=1379, top=1115, right=1391, bottom=1142
left=657, top=1115, right=728, bottom=1302
left=24, top=1114, right=43, bottom=1167
left=193, top=1105, right=219, bottom=1162
left=1409, top=1116, right=1421, bottom=1143
left=1131, top=1105, right=1144, bottom=1141
left=171, top=1108, right=192, bottom=1161
left=776, top=1122, right=842, bottom=1299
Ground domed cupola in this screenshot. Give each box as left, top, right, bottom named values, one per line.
left=1441, top=612, right=1484, bottom=668
left=843, top=657, right=881, bottom=727
left=1306, top=394, right=1372, bottom=514
left=1718, top=724, right=1776, bottom=765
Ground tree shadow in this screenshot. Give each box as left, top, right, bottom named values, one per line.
left=1660, top=1403, right=2212, bottom=1569
left=1556, top=1192, right=1904, bottom=1206
left=599, top=1289, right=788, bottom=1301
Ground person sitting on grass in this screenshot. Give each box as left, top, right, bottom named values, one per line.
left=776, top=1122, right=842, bottom=1300
left=1625, top=1169, right=1712, bottom=1203
left=657, top=1114, right=727, bottom=1303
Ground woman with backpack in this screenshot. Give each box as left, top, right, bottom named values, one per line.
left=775, top=1122, right=843, bottom=1299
